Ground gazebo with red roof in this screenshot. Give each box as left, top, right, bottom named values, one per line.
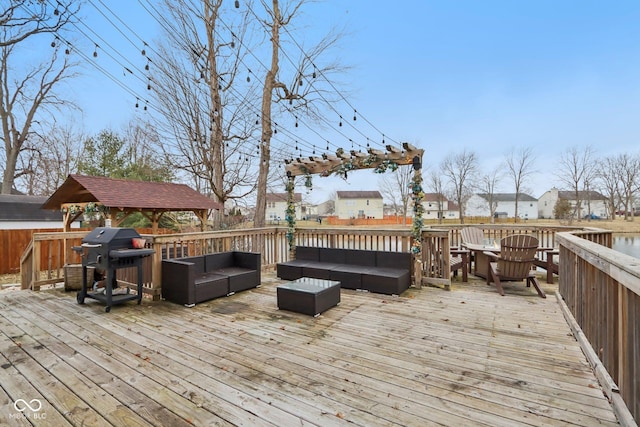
left=41, top=174, right=223, bottom=231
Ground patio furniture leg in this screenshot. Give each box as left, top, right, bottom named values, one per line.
left=486, top=264, right=505, bottom=296
left=527, top=275, right=546, bottom=298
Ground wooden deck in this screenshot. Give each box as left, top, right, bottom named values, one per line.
left=0, top=272, right=621, bottom=426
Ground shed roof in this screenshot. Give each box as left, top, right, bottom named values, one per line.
left=41, top=174, right=222, bottom=211
left=0, top=194, right=63, bottom=222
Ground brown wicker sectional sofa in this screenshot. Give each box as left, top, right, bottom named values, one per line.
left=276, top=246, right=412, bottom=295
left=162, top=251, right=261, bottom=306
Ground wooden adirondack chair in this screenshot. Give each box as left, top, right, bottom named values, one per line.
left=460, top=226, right=485, bottom=275
left=460, top=227, right=484, bottom=246
left=484, top=234, right=546, bottom=298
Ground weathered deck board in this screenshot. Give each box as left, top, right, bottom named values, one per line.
left=0, top=272, right=622, bottom=426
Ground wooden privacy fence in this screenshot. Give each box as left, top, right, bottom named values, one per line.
left=1, top=228, right=86, bottom=275
left=557, top=231, right=639, bottom=424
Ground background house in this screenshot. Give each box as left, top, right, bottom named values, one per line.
left=265, top=192, right=303, bottom=222
left=0, top=194, right=79, bottom=229
left=538, top=188, right=609, bottom=219
left=316, top=199, right=335, bottom=217
left=466, top=193, right=539, bottom=220
left=335, top=191, right=384, bottom=219
left=422, top=193, right=460, bottom=220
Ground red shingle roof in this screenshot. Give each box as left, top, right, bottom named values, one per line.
left=41, top=174, right=222, bottom=211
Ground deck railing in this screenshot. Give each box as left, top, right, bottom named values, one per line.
left=557, top=230, right=639, bottom=424
left=432, top=223, right=588, bottom=248
left=21, top=224, right=588, bottom=295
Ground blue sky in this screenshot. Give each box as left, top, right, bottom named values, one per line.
left=61, top=1, right=640, bottom=203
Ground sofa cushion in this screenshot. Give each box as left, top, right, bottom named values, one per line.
left=329, top=264, right=364, bottom=289
left=217, top=267, right=260, bottom=293
left=344, top=249, right=377, bottom=266
left=295, top=246, right=320, bottom=261
left=319, top=248, right=346, bottom=264
left=179, top=256, right=205, bottom=274
left=277, top=259, right=318, bottom=280
left=194, top=273, right=228, bottom=301
left=361, top=268, right=410, bottom=295
left=376, top=251, right=412, bottom=271
left=302, top=262, right=341, bottom=280
left=233, top=252, right=260, bottom=270
left=205, top=252, right=234, bottom=271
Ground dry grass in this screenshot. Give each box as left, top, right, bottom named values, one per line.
left=532, top=218, right=640, bottom=233
left=0, top=273, right=20, bottom=286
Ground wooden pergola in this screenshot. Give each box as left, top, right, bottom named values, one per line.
left=41, top=174, right=223, bottom=232
left=283, top=142, right=425, bottom=255
left=284, top=142, right=424, bottom=178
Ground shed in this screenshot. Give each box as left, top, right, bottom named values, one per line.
left=41, top=174, right=223, bottom=231
left=0, top=194, right=79, bottom=230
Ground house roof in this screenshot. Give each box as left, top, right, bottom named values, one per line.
left=423, top=193, right=448, bottom=202
left=336, top=191, right=383, bottom=199
left=266, top=192, right=302, bottom=203
left=477, top=193, right=537, bottom=202
left=41, top=174, right=222, bottom=211
left=557, top=190, right=606, bottom=201
left=0, top=194, right=63, bottom=222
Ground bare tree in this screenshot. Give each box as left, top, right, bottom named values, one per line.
left=594, top=155, right=622, bottom=219
left=426, top=169, right=446, bottom=224
left=0, top=1, right=76, bottom=48
left=616, top=152, right=640, bottom=222
left=441, top=149, right=478, bottom=224
left=1, top=1, right=79, bottom=194
left=379, top=165, right=413, bottom=225
left=505, top=147, right=536, bottom=223
left=254, top=0, right=344, bottom=227
left=152, top=0, right=257, bottom=226
left=478, top=169, right=502, bottom=223
left=17, top=123, right=84, bottom=195
left=123, top=120, right=174, bottom=182
left=555, top=146, right=596, bottom=220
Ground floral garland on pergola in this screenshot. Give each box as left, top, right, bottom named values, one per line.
left=285, top=177, right=296, bottom=251
left=284, top=144, right=424, bottom=256
left=410, top=168, right=424, bottom=254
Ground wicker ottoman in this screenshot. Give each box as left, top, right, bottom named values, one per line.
left=277, top=277, right=340, bottom=317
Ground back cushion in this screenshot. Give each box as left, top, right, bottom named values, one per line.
left=179, top=256, right=205, bottom=274
left=345, top=249, right=376, bottom=266
left=376, top=251, right=411, bottom=270
left=319, top=248, right=346, bottom=264
left=206, top=252, right=233, bottom=271
left=295, top=246, right=319, bottom=261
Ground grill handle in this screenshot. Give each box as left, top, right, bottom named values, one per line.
left=81, top=243, right=102, bottom=248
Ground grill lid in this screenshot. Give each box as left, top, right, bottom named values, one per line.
left=82, top=227, right=142, bottom=248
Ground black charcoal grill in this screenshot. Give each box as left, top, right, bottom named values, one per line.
left=74, top=227, right=154, bottom=312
